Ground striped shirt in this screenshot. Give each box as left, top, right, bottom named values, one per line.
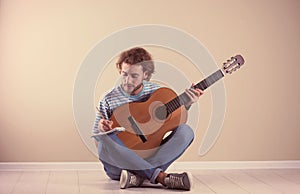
left=92, top=81, right=160, bottom=134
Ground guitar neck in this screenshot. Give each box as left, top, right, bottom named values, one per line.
left=165, top=69, right=224, bottom=114
left=193, top=69, right=224, bottom=90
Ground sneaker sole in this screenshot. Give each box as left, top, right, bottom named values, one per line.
left=186, top=172, right=193, bottom=191
left=120, top=170, right=128, bottom=189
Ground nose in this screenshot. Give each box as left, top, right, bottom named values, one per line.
left=124, top=75, right=132, bottom=84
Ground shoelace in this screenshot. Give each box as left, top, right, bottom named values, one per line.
left=129, top=175, right=139, bottom=186
left=169, top=175, right=185, bottom=188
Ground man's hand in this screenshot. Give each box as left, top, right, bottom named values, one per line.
left=184, top=83, right=204, bottom=108
left=99, top=119, right=113, bottom=132
left=95, top=119, right=113, bottom=148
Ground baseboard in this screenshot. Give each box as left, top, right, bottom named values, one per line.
left=170, top=160, right=300, bottom=170
left=1, top=161, right=300, bottom=171
left=0, top=162, right=102, bottom=171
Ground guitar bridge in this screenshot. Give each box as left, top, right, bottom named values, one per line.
left=128, top=116, right=147, bottom=143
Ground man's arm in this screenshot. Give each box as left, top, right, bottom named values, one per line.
left=93, top=118, right=114, bottom=148
left=94, top=139, right=98, bottom=148
left=184, top=84, right=204, bottom=108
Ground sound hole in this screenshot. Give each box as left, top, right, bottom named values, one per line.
left=155, top=105, right=168, bottom=120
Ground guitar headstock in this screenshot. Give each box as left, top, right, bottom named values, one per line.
left=222, top=55, right=245, bottom=74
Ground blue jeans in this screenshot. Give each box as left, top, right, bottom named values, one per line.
left=95, top=124, right=194, bottom=184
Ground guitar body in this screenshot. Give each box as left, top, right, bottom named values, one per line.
left=110, top=87, right=188, bottom=158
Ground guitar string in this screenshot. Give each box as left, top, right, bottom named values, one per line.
left=161, top=70, right=224, bottom=119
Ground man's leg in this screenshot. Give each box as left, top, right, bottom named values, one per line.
left=145, top=124, right=194, bottom=190
left=95, top=133, right=162, bottom=184
left=95, top=124, right=194, bottom=184
left=145, top=124, right=194, bottom=170
left=100, top=159, right=122, bottom=181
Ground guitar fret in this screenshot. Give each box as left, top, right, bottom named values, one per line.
left=165, top=104, right=170, bottom=114
left=204, top=79, right=210, bottom=88
left=195, top=70, right=224, bottom=90
left=165, top=69, right=225, bottom=116
left=174, top=97, right=181, bottom=108
left=179, top=93, right=189, bottom=105
left=167, top=97, right=181, bottom=114
left=166, top=100, right=173, bottom=114
left=169, top=100, right=176, bottom=112
left=198, top=82, right=205, bottom=90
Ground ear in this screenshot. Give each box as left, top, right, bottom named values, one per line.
left=143, top=71, right=149, bottom=81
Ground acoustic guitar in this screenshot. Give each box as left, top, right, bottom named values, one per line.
left=110, top=55, right=245, bottom=158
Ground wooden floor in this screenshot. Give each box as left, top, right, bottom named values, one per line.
left=1, top=169, right=300, bottom=194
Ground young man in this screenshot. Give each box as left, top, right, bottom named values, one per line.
left=93, top=47, right=203, bottom=190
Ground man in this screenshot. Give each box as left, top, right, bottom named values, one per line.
left=92, top=47, right=203, bottom=190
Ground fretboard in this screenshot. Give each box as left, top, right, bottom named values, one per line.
left=165, top=70, right=224, bottom=115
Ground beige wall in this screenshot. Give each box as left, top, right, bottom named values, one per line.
left=1, top=0, right=300, bottom=162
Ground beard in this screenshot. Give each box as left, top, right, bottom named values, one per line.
left=122, top=83, right=143, bottom=95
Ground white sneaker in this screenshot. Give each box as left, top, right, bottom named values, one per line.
left=120, top=170, right=145, bottom=189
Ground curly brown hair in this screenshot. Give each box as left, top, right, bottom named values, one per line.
left=116, top=47, right=155, bottom=81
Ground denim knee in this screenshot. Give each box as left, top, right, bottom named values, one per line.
left=100, top=160, right=122, bottom=181
left=176, top=124, right=195, bottom=145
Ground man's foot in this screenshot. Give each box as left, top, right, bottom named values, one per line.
left=164, top=172, right=192, bottom=191
left=120, top=170, right=145, bottom=189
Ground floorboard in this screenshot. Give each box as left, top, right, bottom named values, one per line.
left=0, top=169, right=299, bottom=194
